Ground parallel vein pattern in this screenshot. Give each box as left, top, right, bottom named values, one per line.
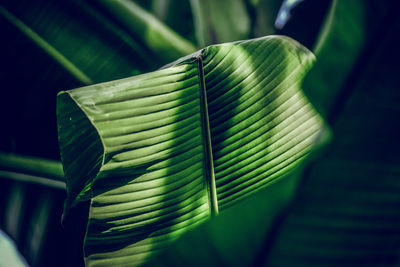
left=201, top=36, right=324, bottom=209
left=58, top=64, right=211, bottom=266
left=57, top=35, right=325, bottom=266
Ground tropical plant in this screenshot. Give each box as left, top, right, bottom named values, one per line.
left=57, top=34, right=325, bottom=266
left=1, top=0, right=399, bottom=266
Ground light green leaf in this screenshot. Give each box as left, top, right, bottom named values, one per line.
left=202, top=36, right=322, bottom=210
left=57, top=35, right=325, bottom=266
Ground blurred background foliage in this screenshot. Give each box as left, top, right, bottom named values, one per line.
left=0, top=0, right=399, bottom=266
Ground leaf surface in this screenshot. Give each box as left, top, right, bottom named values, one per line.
left=57, top=35, right=325, bottom=266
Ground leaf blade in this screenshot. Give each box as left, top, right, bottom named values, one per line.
left=201, top=36, right=323, bottom=209
left=58, top=63, right=213, bottom=266
left=57, top=35, right=326, bottom=266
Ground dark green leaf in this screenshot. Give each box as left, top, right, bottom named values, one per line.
left=263, top=1, right=400, bottom=266
left=97, top=0, right=197, bottom=62
left=189, top=0, right=251, bottom=46
left=302, top=0, right=366, bottom=118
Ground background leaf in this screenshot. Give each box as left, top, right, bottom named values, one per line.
left=264, top=1, right=400, bottom=265
left=96, top=0, right=197, bottom=62
left=189, top=0, right=251, bottom=46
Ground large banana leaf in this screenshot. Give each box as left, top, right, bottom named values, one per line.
left=57, top=35, right=324, bottom=266
left=140, top=1, right=400, bottom=266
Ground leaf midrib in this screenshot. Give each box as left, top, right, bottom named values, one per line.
left=197, top=54, right=219, bottom=216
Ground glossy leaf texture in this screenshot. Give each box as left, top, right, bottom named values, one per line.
left=202, top=36, right=322, bottom=210
left=57, top=35, right=325, bottom=266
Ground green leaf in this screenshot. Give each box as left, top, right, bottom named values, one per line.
left=0, top=2, right=136, bottom=84
left=189, top=0, right=251, bottom=46
left=0, top=0, right=197, bottom=173
left=143, top=168, right=305, bottom=267
left=0, top=153, right=65, bottom=189
left=202, top=36, right=323, bottom=210
left=303, top=0, right=367, bottom=118
left=57, top=35, right=325, bottom=266
left=0, top=5, right=92, bottom=85
left=0, top=0, right=196, bottom=85
left=253, top=0, right=282, bottom=36
left=57, top=61, right=211, bottom=266
left=0, top=0, right=167, bottom=162
left=97, top=0, right=197, bottom=62
left=0, top=153, right=63, bottom=179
